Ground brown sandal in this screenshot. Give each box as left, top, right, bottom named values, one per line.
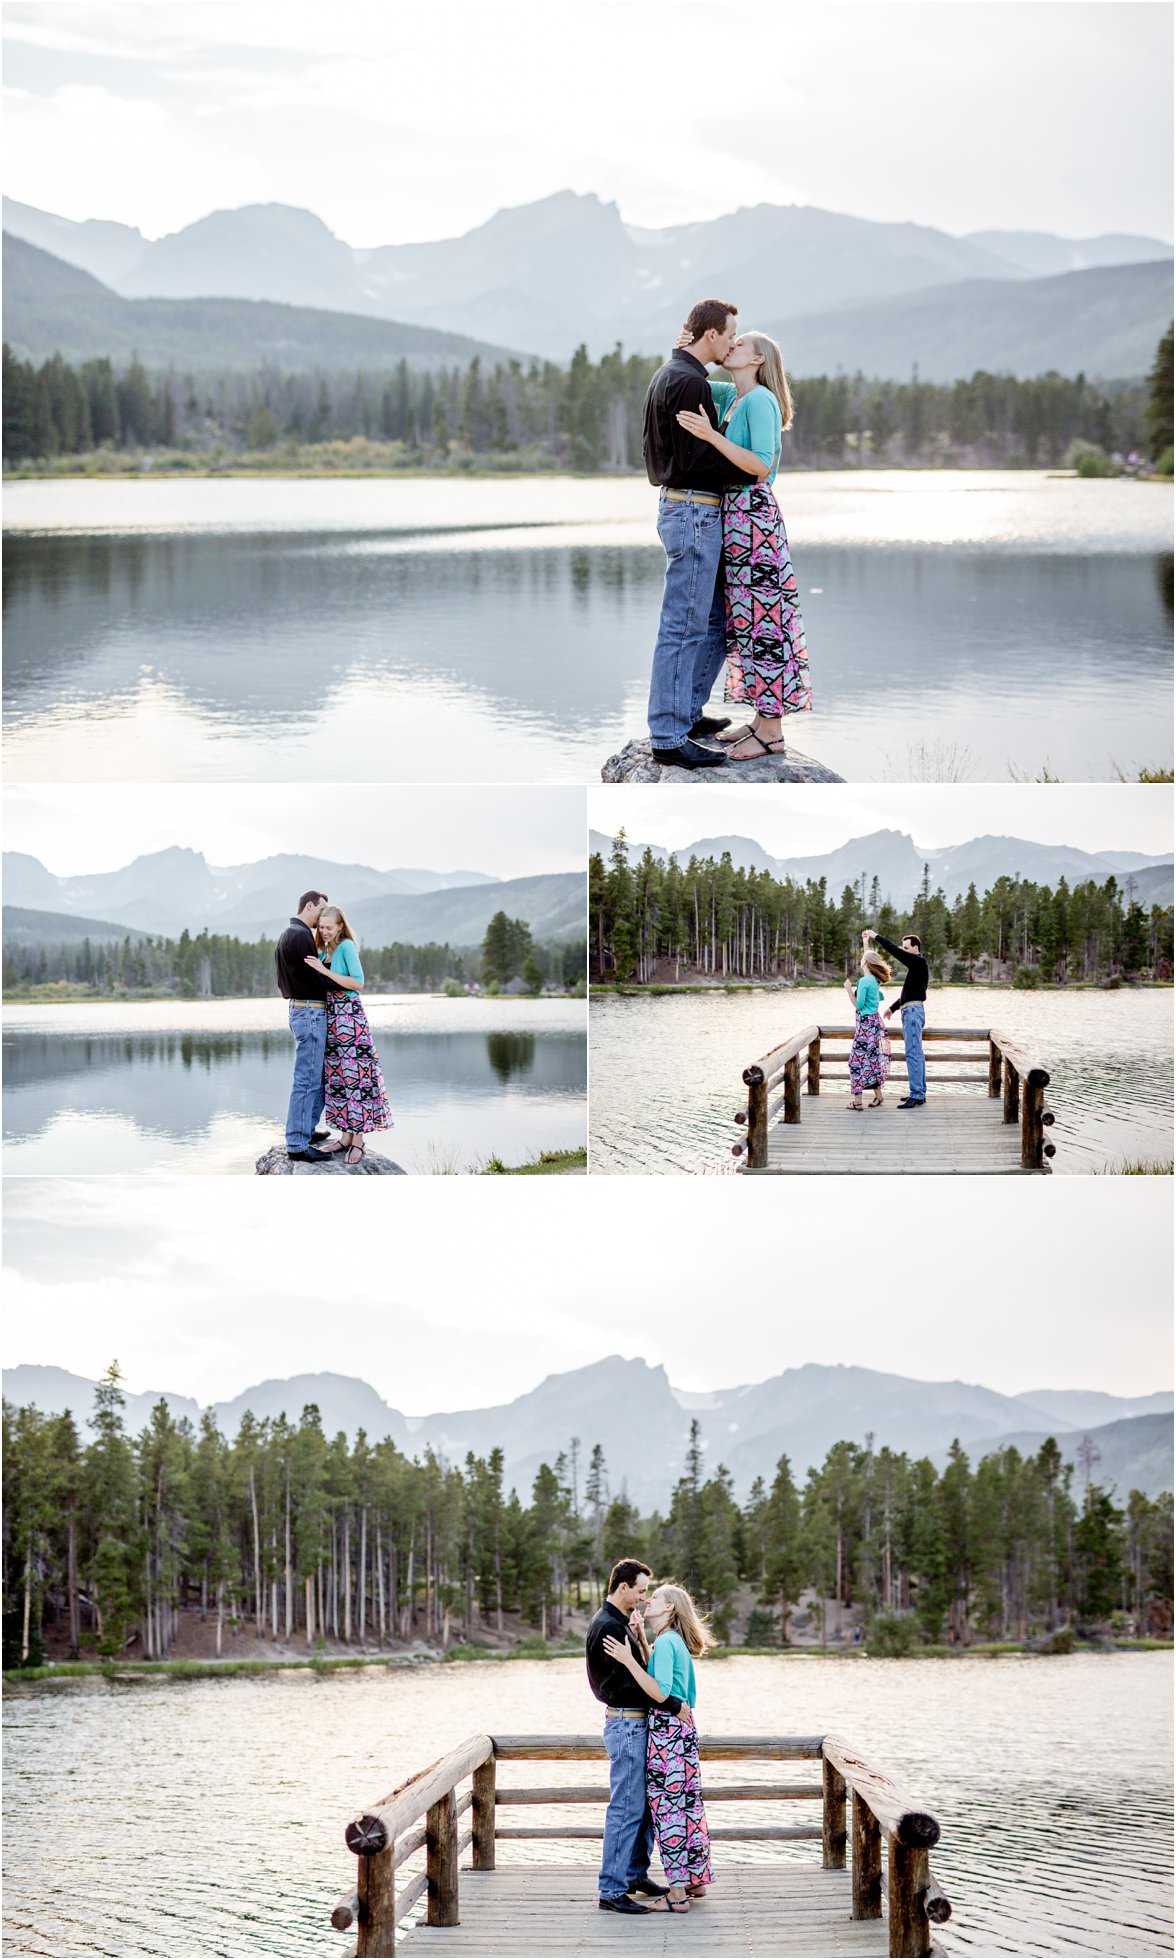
left=716, top=722, right=755, bottom=746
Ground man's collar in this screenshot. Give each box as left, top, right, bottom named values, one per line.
left=673, top=348, right=708, bottom=376
left=291, top=916, right=313, bottom=930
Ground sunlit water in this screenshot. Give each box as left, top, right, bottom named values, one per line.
left=3, top=475, right=1171, bottom=783
left=2, top=1654, right=1169, bottom=1956
left=589, top=986, right=1173, bottom=1173
left=1, top=998, right=586, bottom=1174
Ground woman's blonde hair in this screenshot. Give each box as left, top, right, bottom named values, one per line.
left=862, top=951, right=891, bottom=984
left=743, top=331, right=794, bottom=431
left=317, top=905, right=358, bottom=951
left=652, top=1581, right=717, bottom=1658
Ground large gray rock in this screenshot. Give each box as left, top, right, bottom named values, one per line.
left=601, top=738, right=844, bottom=784
left=256, top=1145, right=406, bottom=1176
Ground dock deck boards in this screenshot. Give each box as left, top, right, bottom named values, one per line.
left=399, top=1866, right=899, bottom=1955
left=751, top=1092, right=1031, bottom=1174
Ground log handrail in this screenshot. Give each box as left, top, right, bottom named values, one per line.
left=336, top=1732, right=945, bottom=1959
left=822, top=1735, right=949, bottom=1959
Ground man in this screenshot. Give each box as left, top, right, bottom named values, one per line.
left=274, top=891, right=344, bottom=1161
left=867, top=927, right=930, bottom=1109
left=585, top=1558, right=685, bottom=1914
left=641, top=297, right=759, bottom=770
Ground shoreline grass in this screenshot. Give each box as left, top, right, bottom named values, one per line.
left=7, top=1635, right=1168, bottom=1684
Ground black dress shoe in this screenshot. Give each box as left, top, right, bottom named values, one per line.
left=650, top=737, right=728, bottom=770
left=287, top=1146, right=332, bottom=1162
left=896, top=1098, right=926, bottom=1110
left=310, top=1129, right=331, bottom=1144
left=628, top=1879, right=671, bottom=1896
left=599, top=1896, right=650, bottom=1914
left=690, top=714, right=731, bottom=737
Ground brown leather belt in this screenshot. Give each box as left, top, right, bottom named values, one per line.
left=661, top=487, right=721, bottom=507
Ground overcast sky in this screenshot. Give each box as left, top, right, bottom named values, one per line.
left=588, top=785, right=1174, bottom=859
left=4, top=1178, right=1170, bottom=1407
left=3, top=785, right=586, bottom=877
left=3, top=2, right=1171, bottom=245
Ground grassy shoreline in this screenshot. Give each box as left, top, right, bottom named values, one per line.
left=7, top=1637, right=1168, bottom=1684
left=590, top=979, right=1173, bottom=996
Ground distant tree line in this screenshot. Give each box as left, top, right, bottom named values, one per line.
left=3, top=338, right=1160, bottom=472
left=590, top=832, right=1174, bottom=985
left=1, top=925, right=587, bottom=998
left=4, top=1372, right=1170, bottom=1668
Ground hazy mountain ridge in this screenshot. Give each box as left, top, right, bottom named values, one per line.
left=5, top=1359, right=1170, bottom=1505
left=5, top=192, right=1171, bottom=371
left=2, top=232, right=520, bottom=372
left=588, top=829, right=1174, bottom=908
left=2, top=849, right=585, bottom=944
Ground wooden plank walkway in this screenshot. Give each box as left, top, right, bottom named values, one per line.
left=400, top=1866, right=910, bottom=1956
left=755, top=1091, right=1030, bottom=1173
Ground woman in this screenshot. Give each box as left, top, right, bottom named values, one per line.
left=675, top=330, right=811, bottom=761
left=303, top=906, right=392, bottom=1164
left=844, top=938, right=892, bottom=1111
left=602, top=1582, right=716, bottom=1912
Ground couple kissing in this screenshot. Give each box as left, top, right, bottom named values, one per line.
left=586, top=1559, right=715, bottom=1915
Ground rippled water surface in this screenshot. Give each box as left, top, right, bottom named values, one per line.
left=2, top=1654, right=1169, bottom=1956
left=4, top=474, right=1171, bottom=783
left=589, top=986, right=1173, bottom=1173
left=2, top=998, right=586, bottom=1173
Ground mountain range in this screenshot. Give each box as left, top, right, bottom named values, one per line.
left=589, top=829, right=1175, bottom=909
left=4, top=1358, right=1170, bottom=1505
left=1, top=232, right=517, bottom=373
left=2, top=849, right=586, bottom=945
left=5, top=191, right=1171, bottom=374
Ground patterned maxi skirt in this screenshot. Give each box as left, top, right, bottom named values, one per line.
left=324, top=994, right=393, bottom=1134
left=646, top=1710, right=715, bottom=1889
left=721, top=482, right=812, bottom=718
left=848, top=1012, right=891, bottom=1093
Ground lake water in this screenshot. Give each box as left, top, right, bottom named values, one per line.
left=589, top=985, right=1174, bottom=1173
left=1, top=998, right=586, bottom=1174
left=2, top=1653, right=1169, bottom=1956
left=3, top=475, right=1171, bottom=784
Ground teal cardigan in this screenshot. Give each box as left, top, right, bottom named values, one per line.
left=324, top=938, right=364, bottom=984
left=709, top=379, right=782, bottom=484
left=650, top=1628, right=697, bottom=1707
left=856, top=974, right=883, bottom=1015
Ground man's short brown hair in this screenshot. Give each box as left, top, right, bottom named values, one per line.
left=904, top=933, right=922, bottom=952
left=684, top=298, right=738, bottom=341
left=608, top=1558, right=652, bottom=1593
left=297, top=890, right=328, bottom=913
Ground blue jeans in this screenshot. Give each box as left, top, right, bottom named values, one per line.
left=599, top=1717, right=654, bottom=1899
left=647, top=497, right=727, bottom=747
left=286, top=1004, right=327, bottom=1150
left=902, top=1002, right=927, bottom=1100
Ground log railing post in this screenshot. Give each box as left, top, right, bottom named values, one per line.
left=887, top=1840, right=931, bottom=1958
left=1002, top=1055, right=1019, bottom=1123
left=988, top=1036, right=1002, bottom=1097
left=783, top=1053, right=802, bottom=1124
left=356, top=1848, right=397, bottom=1958
left=426, top=1788, right=459, bottom=1927
left=1021, top=1073, right=1045, bottom=1169
left=851, top=1789, right=882, bottom=1919
left=472, top=1757, right=496, bottom=1871
left=744, top=1064, right=768, bottom=1168
left=807, top=1033, right=822, bottom=1096
left=822, top=1753, right=847, bottom=1869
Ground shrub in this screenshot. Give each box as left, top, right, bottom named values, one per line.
left=1034, top=1626, right=1075, bottom=1655
left=867, top=1612, right=920, bottom=1657
left=1012, top=965, right=1041, bottom=989
left=1068, top=440, right=1119, bottom=478
left=1153, top=446, right=1174, bottom=478
left=443, top=979, right=466, bottom=997
left=744, top=1608, right=780, bottom=1647
left=510, top=1633, right=550, bottom=1658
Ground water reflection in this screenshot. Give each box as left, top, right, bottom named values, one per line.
left=486, top=1031, right=537, bottom=1081
left=3, top=475, right=1171, bottom=784
left=2, top=1654, right=1170, bottom=1956
left=2, top=1021, right=586, bottom=1174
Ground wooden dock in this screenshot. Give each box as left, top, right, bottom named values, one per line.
left=733, top=1024, right=1054, bottom=1174
left=332, top=1733, right=950, bottom=1958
